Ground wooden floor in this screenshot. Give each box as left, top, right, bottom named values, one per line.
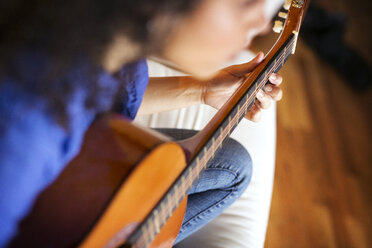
left=257, top=0, right=372, bottom=247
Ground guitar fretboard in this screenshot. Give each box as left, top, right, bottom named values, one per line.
left=127, top=33, right=296, bottom=248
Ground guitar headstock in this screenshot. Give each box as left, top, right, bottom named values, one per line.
left=272, top=0, right=310, bottom=54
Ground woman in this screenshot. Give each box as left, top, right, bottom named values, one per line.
left=0, top=0, right=283, bottom=246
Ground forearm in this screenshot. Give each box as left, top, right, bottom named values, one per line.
left=137, top=76, right=204, bottom=115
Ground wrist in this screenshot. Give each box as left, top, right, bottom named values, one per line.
left=200, top=80, right=207, bottom=105
left=180, top=76, right=207, bottom=106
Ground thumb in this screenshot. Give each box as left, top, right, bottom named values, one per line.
left=226, top=51, right=265, bottom=77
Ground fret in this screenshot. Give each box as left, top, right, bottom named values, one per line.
left=222, top=116, right=229, bottom=131
left=203, top=147, right=209, bottom=162
left=204, top=142, right=214, bottom=166
left=148, top=217, right=155, bottom=242
left=235, top=110, right=241, bottom=123
left=219, top=133, right=224, bottom=150
left=231, top=114, right=238, bottom=130
left=228, top=116, right=232, bottom=136
left=143, top=217, right=155, bottom=247
left=281, top=54, right=286, bottom=63
left=220, top=125, right=227, bottom=141
left=284, top=46, right=287, bottom=60
left=205, top=140, right=213, bottom=157
left=149, top=215, right=157, bottom=243
left=219, top=127, right=224, bottom=149
left=141, top=224, right=150, bottom=248
left=182, top=168, right=190, bottom=193
left=166, top=192, right=172, bottom=217
left=174, top=185, right=179, bottom=209
left=153, top=210, right=160, bottom=233
left=183, top=167, right=191, bottom=188
left=181, top=176, right=186, bottom=198
left=189, top=158, right=202, bottom=185
left=193, top=170, right=200, bottom=184
left=159, top=202, right=166, bottom=225
left=190, top=158, right=200, bottom=182
left=200, top=152, right=207, bottom=169
left=255, top=81, right=258, bottom=94
left=133, top=223, right=148, bottom=248
left=190, top=163, right=198, bottom=185
left=212, top=137, right=216, bottom=159
left=260, top=71, right=271, bottom=83
left=232, top=103, right=239, bottom=120
left=189, top=165, right=199, bottom=184
left=242, top=101, right=248, bottom=118
left=195, top=156, right=201, bottom=172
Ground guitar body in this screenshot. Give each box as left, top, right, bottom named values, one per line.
left=10, top=115, right=187, bottom=248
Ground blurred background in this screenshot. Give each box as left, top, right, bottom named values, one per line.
left=251, top=0, right=372, bottom=247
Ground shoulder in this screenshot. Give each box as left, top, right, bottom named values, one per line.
left=0, top=79, right=92, bottom=246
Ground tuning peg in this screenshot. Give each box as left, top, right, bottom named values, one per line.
left=283, top=0, right=291, bottom=10
left=273, top=20, right=284, bottom=33
left=278, top=11, right=288, bottom=19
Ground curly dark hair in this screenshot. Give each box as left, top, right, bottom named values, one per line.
left=0, top=0, right=199, bottom=127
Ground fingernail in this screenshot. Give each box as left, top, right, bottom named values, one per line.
left=270, top=74, right=277, bottom=80
left=265, top=84, right=272, bottom=92
left=257, top=90, right=264, bottom=99
left=256, top=52, right=264, bottom=61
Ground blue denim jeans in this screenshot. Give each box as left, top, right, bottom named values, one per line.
left=156, top=129, right=252, bottom=245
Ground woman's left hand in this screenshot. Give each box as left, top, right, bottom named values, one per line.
left=201, top=52, right=283, bottom=122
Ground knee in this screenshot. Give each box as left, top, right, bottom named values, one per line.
left=219, top=138, right=253, bottom=194
left=231, top=139, right=252, bottom=194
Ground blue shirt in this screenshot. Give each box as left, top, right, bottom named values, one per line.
left=0, top=57, right=149, bottom=246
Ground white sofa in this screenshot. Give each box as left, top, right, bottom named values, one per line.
left=134, top=1, right=284, bottom=247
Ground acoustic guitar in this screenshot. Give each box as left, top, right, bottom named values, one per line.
left=10, top=0, right=309, bottom=247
